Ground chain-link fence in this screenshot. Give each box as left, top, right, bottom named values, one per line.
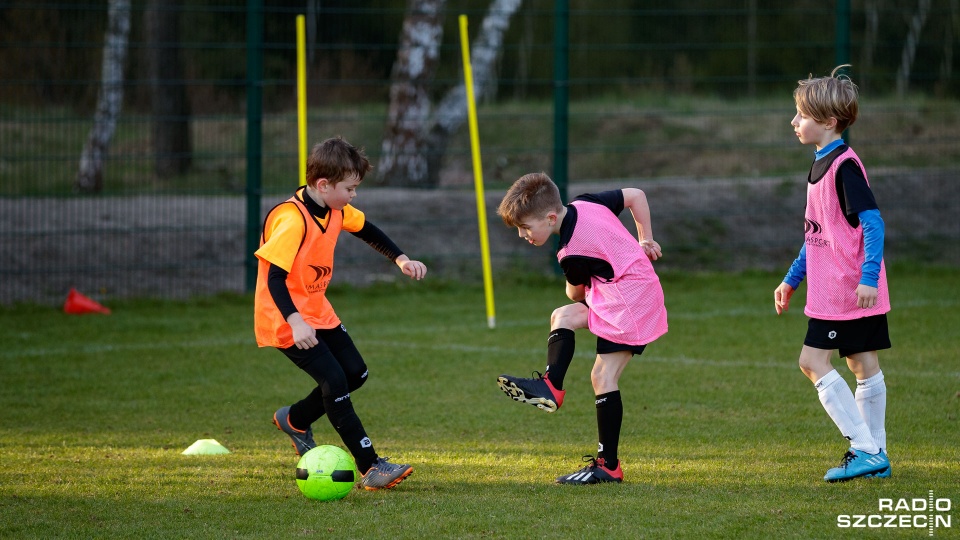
left=2, top=1, right=958, bottom=305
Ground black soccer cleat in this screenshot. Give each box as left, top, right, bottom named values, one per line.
left=497, top=371, right=566, bottom=412
left=556, top=456, right=623, bottom=485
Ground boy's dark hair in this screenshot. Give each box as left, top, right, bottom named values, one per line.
left=306, top=136, right=373, bottom=188
left=794, top=64, right=859, bottom=134
left=497, top=172, right=563, bottom=227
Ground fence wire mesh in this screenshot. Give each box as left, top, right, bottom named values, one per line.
left=1, top=1, right=958, bottom=305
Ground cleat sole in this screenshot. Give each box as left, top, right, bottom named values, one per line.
left=863, top=467, right=891, bottom=479
left=825, top=466, right=889, bottom=482
left=497, top=377, right=558, bottom=412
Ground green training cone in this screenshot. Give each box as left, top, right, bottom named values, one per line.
left=182, top=439, right=231, bottom=455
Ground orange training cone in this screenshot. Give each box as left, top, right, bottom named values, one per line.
left=63, top=288, right=111, bottom=315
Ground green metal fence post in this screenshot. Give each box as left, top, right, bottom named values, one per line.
left=835, top=0, right=850, bottom=67
left=245, top=0, right=263, bottom=292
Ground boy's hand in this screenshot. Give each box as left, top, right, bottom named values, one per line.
left=396, top=255, right=427, bottom=280
left=774, top=282, right=794, bottom=315
left=856, top=284, right=878, bottom=309
left=640, top=239, right=662, bottom=261
left=287, top=312, right=318, bottom=349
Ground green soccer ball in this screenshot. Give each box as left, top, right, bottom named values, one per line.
left=295, top=445, right=358, bottom=501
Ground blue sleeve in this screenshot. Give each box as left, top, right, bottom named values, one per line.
left=783, top=244, right=806, bottom=289
left=859, top=209, right=884, bottom=288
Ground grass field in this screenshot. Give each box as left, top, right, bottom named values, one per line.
left=1, top=268, right=958, bottom=539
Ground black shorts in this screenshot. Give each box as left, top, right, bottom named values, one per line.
left=804, top=314, right=891, bottom=358
left=596, top=336, right=646, bottom=356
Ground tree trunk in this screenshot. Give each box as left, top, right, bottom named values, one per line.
left=515, top=7, right=533, bottom=100
left=422, top=0, right=522, bottom=186
left=939, top=0, right=959, bottom=89
left=378, top=0, right=446, bottom=187
left=76, top=0, right=131, bottom=193
left=307, top=0, right=320, bottom=65
left=378, top=0, right=523, bottom=187
left=746, top=0, right=757, bottom=98
left=145, top=0, right=192, bottom=179
left=896, top=0, right=931, bottom=97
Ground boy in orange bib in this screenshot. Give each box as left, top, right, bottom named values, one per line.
left=254, top=137, right=427, bottom=490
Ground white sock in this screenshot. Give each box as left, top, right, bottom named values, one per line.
left=855, top=371, right=887, bottom=453
left=815, top=370, right=879, bottom=454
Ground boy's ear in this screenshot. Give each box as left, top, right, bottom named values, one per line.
left=824, top=117, right=838, bottom=131
left=314, top=177, right=330, bottom=190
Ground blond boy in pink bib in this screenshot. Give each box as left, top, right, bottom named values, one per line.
left=496, top=172, right=668, bottom=484
left=775, top=66, right=891, bottom=482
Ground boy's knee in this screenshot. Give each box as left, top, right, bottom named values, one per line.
left=348, top=367, right=369, bottom=391
left=845, top=353, right=880, bottom=379
left=590, top=367, right=618, bottom=394
left=550, top=304, right=586, bottom=330
left=590, top=363, right=609, bottom=385
left=798, top=358, right=820, bottom=376
left=798, top=350, right=835, bottom=382
left=549, top=307, right=566, bottom=328
left=799, top=357, right=828, bottom=372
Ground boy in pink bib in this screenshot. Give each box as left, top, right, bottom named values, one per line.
left=496, top=172, right=668, bottom=484
left=775, top=66, right=891, bottom=482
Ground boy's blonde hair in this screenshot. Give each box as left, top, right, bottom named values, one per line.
left=794, top=64, right=859, bottom=134
left=306, top=136, right=372, bottom=188
left=497, top=172, right=563, bottom=227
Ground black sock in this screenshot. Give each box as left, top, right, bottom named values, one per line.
left=325, top=395, right=377, bottom=473
left=596, top=390, right=622, bottom=467
left=545, top=328, right=575, bottom=390
left=289, top=387, right=326, bottom=430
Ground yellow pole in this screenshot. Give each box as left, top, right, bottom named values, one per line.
left=296, top=15, right=307, bottom=186
left=459, top=15, right=496, bottom=329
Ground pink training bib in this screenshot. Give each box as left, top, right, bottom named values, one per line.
left=803, top=147, right=890, bottom=320
left=558, top=200, right=668, bottom=346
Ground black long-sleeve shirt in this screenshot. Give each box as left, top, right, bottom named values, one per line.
left=267, top=192, right=403, bottom=319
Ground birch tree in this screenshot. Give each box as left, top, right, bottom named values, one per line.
left=145, top=0, right=191, bottom=178
left=378, top=0, right=523, bottom=187
left=378, top=0, right=444, bottom=187
left=76, top=0, right=131, bottom=193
